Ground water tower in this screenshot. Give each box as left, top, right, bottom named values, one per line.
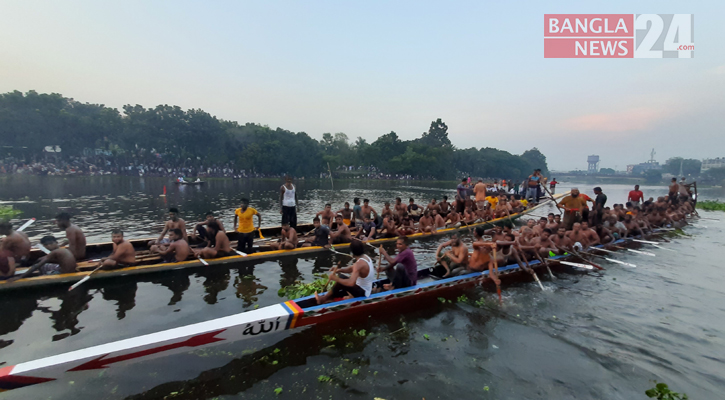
left=587, top=155, right=600, bottom=173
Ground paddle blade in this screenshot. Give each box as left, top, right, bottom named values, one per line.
left=69, top=276, right=90, bottom=291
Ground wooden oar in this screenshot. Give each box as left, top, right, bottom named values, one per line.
left=580, top=250, right=636, bottom=268
left=569, top=248, right=604, bottom=270
left=35, top=244, right=51, bottom=254
left=555, top=246, right=602, bottom=270
left=492, top=247, right=502, bottom=302
left=632, top=239, right=675, bottom=252
left=556, top=260, right=594, bottom=270
left=234, top=250, right=248, bottom=257
left=612, top=245, right=655, bottom=257
left=197, top=256, right=209, bottom=266
left=68, top=263, right=104, bottom=291
left=17, top=218, right=36, bottom=232
left=375, top=245, right=383, bottom=279
left=541, top=185, right=562, bottom=215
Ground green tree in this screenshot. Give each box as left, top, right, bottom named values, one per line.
left=664, top=158, right=701, bottom=176
left=644, top=169, right=662, bottom=184
left=599, top=168, right=615, bottom=175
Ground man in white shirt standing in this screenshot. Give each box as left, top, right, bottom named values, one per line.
left=280, top=175, right=298, bottom=229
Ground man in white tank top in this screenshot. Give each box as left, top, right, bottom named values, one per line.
left=279, top=176, right=298, bottom=229
left=315, top=240, right=373, bottom=304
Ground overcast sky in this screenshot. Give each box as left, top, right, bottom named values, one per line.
left=1, top=1, right=723, bottom=170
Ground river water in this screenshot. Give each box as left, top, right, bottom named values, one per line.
left=0, top=175, right=723, bottom=399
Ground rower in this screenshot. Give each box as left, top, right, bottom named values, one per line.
left=565, top=222, right=589, bottom=250
left=193, top=212, right=225, bottom=245
left=0, top=221, right=31, bottom=262
left=545, top=213, right=558, bottom=231
left=9, top=236, right=76, bottom=280
left=315, top=240, right=374, bottom=303
left=151, top=228, right=192, bottom=263
left=279, top=175, right=298, bottom=229
left=381, top=202, right=394, bottom=220
left=336, top=202, right=353, bottom=227
left=394, top=197, right=407, bottom=218
left=532, top=217, right=547, bottom=236
left=433, top=209, right=446, bottom=229
left=380, top=215, right=400, bottom=238
left=456, top=227, right=500, bottom=283
left=101, top=229, right=137, bottom=269
left=361, top=199, right=378, bottom=226
left=407, top=198, right=422, bottom=221
left=0, top=249, right=16, bottom=280
left=579, top=222, right=600, bottom=246
left=418, top=211, right=435, bottom=233
left=439, top=196, right=451, bottom=217
left=426, top=198, right=440, bottom=214
left=551, top=227, right=573, bottom=252
left=148, top=208, right=187, bottom=248
left=301, top=217, right=331, bottom=248
left=378, top=236, right=417, bottom=290
left=330, top=215, right=352, bottom=244
left=530, top=228, right=557, bottom=258
left=56, top=212, right=87, bottom=260
left=356, top=215, right=377, bottom=241
left=435, top=234, right=468, bottom=277
left=234, top=198, right=261, bottom=255
left=316, top=204, right=335, bottom=223
left=195, top=221, right=234, bottom=259
left=270, top=222, right=298, bottom=250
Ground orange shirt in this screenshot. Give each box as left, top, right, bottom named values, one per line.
left=474, top=182, right=487, bottom=201
left=559, top=195, right=588, bottom=212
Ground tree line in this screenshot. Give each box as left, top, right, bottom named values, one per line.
left=0, top=90, right=548, bottom=180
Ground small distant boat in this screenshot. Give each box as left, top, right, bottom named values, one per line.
left=174, top=180, right=205, bottom=185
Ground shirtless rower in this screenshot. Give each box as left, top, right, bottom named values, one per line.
left=330, top=215, right=353, bottom=244
left=530, top=228, right=558, bottom=259
left=270, top=222, right=298, bottom=250
left=439, top=196, right=451, bottom=217
left=9, top=236, right=76, bottom=280
left=0, top=221, right=31, bottom=262
left=336, top=202, right=354, bottom=227
left=394, top=197, right=407, bottom=218
left=316, top=204, right=336, bottom=224
left=551, top=227, right=573, bottom=252
left=533, top=217, right=547, bottom=236
left=435, top=235, right=468, bottom=277
left=545, top=213, right=559, bottom=231
left=459, top=227, right=500, bottom=284
left=485, top=225, right=506, bottom=242
left=356, top=215, right=377, bottom=241
left=101, top=229, right=137, bottom=269
left=580, top=221, right=600, bottom=246
left=426, top=198, right=441, bottom=214
left=361, top=199, right=378, bottom=225
left=398, top=216, right=416, bottom=236
left=446, top=210, right=462, bottom=227
left=0, top=250, right=16, bottom=280
left=195, top=221, right=233, bottom=259
left=315, top=240, right=374, bottom=303
left=566, top=222, right=589, bottom=250
left=381, top=202, right=394, bottom=221
left=380, top=215, right=400, bottom=238
left=433, top=210, right=446, bottom=229
left=148, top=208, right=187, bottom=247
left=418, top=211, right=435, bottom=233
left=56, top=212, right=87, bottom=260
left=151, top=228, right=192, bottom=263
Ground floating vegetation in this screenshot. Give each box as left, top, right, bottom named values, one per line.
left=645, top=382, right=688, bottom=399
left=277, top=278, right=329, bottom=299
left=0, top=205, right=22, bottom=222
left=318, top=375, right=331, bottom=382
left=696, top=200, right=725, bottom=211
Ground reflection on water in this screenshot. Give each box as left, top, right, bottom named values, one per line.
left=0, top=177, right=723, bottom=399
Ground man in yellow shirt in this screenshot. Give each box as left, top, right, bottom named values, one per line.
left=234, top=198, right=262, bottom=254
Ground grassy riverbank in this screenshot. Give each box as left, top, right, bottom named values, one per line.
left=697, top=200, right=725, bottom=211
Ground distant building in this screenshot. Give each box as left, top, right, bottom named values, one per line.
left=587, top=155, right=599, bottom=173
left=628, top=161, right=661, bottom=175
left=702, top=157, right=725, bottom=172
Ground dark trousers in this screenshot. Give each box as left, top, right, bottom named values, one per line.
left=282, top=206, right=297, bottom=229
left=196, top=226, right=215, bottom=246
left=386, top=264, right=412, bottom=289
left=236, top=231, right=255, bottom=254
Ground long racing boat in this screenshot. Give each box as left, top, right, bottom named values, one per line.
left=0, top=219, right=679, bottom=393
left=2, top=194, right=567, bottom=291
